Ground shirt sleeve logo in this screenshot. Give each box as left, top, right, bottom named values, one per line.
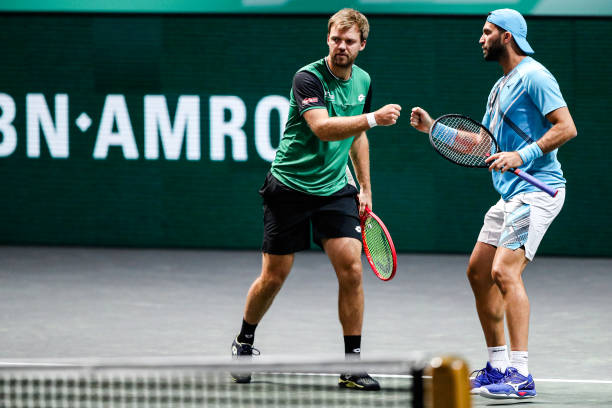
left=358, top=94, right=365, bottom=102
left=302, top=97, right=318, bottom=106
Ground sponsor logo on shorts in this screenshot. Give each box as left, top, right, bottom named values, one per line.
left=302, top=97, right=318, bottom=105
left=355, top=226, right=361, bottom=233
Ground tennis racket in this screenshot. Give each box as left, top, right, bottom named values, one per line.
left=429, top=114, right=558, bottom=197
left=360, top=206, right=397, bottom=281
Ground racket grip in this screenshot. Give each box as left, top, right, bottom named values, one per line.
left=513, top=169, right=558, bottom=197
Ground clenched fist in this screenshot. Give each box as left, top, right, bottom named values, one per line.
left=410, top=106, right=433, bottom=133
left=374, top=104, right=402, bottom=126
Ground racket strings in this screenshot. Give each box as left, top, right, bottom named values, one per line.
left=363, top=216, right=394, bottom=279
left=430, top=116, right=494, bottom=167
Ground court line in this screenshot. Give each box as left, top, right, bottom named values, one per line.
left=535, top=378, right=612, bottom=384
left=4, top=366, right=610, bottom=385
left=268, top=372, right=612, bottom=384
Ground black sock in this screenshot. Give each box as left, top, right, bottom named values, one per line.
left=237, top=319, right=257, bottom=345
left=344, top=335, right=361, bottom=357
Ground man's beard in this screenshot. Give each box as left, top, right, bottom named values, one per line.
left=484, top=38, right=505, bottom=61
left=332, top=53, right=354, bottom=67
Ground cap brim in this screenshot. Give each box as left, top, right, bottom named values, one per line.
left=514, top=35, right=534, bottom=54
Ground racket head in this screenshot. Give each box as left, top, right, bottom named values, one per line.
left=360, top=207, right=397, bottom=281
left=429, top=114, right=499, bottom=168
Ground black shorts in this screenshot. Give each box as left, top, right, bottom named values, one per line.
left=260, top=172, right=362, bottom=255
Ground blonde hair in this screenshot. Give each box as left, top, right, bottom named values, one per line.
left=328, top=8, right=369, bottom=42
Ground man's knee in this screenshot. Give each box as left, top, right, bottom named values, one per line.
left=491, top=248, right=528, bottom=293
left=466, top=262, right=481, bottom=284
left=261, top=254, right=293, bottom=290
left=491, top=265, right=521, bottom=294
left=337, top=259, right=363, bottom=289
left=466, top=242, right=496, bottom=285
left=261, top=270, right=287, bottom=291
left=467, top=260, right=492, bottom=286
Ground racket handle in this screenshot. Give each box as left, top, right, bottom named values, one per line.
left=512, top=169, right=558, bottom=197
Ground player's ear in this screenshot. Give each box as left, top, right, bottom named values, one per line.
left=503, top=31, right=513, bottom=45
left=360, top=40, right=366, bottom=51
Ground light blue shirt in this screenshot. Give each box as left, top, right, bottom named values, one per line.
left=482, top=57, right=567, bottom=200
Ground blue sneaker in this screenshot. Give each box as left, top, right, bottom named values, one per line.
left=480, top=367, right=536, bottom=399
left=470, top=362, right=504, bottom=394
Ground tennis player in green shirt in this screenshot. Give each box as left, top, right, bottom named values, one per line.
left=231, top=8, right=401, bottom=390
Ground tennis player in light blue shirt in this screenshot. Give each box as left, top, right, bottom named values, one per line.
left=410, top=8, right=577, bottom=401
left=482, top=56, right=568, bottom=200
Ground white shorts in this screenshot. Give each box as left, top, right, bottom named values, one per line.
left=477, top=188, right=565, bottom=261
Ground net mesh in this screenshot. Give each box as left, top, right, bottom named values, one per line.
left=430, top=115, right=495, bottom=167
left=362, top=214, right=395, bottom=280
left=0, top=356, right=424, bottom=408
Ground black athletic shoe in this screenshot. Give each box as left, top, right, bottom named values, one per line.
left=230, top=336, right=260, bottom=383
left=338, top=373, right=381, bottom=391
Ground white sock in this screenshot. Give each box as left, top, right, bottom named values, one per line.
left=488, top=345, right=509, bottom=372
left=511, top=351, right=529, bottom=376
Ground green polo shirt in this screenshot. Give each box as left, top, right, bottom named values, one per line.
left=271, top=58, right=372, bottom=196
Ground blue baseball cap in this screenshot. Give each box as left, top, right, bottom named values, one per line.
left=487, top=8, right=534, bottom=55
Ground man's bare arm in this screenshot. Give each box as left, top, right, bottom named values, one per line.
left=349, top=131, right=371, bottom=215
left=304, top=104, right=401, bottom=141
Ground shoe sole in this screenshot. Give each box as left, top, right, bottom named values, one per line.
left=338, top=380, right=380, bottom=391
left=480, top=388, right=536, bottom=399
left=230, top=374, right=252, bottom=384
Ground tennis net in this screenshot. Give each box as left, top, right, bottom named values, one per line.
left=0, top=354, right=470, bottom=408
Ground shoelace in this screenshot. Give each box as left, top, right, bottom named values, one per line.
left=470, top=367, right=487, bottom=379
left=240, top=344, right=261, bottom=356
left=359, top=376, right=377, bottom=385
left=503, top=367, right=525, bottom=382
left=346, top=373, right=375, bottom=383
